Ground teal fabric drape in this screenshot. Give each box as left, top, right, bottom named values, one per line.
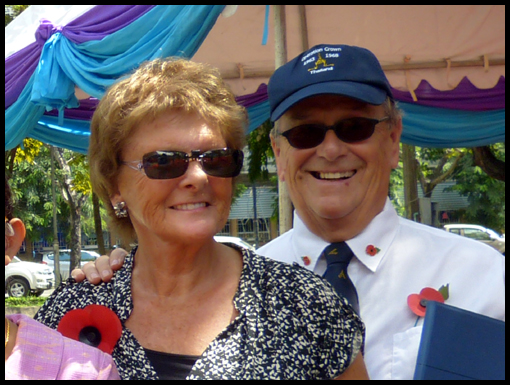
left=399, top=102, right=505, bottom=148
left=5, top=5, right=226, bottom=151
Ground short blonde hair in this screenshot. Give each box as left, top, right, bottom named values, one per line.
left=89, top=58, right=247, bottom=246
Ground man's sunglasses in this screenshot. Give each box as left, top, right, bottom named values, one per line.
left=279, top=116, right=390, bottom=149
left=123, top=148, right=244, bottom=180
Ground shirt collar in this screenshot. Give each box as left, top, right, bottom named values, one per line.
left=292, top=211, right=329, bottom=270
left=292, top=198, right=399, bottom=273
left=346, top=198, right=399, bottom=272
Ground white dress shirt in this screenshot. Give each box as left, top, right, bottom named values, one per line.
left=257, top=198, right=505, bottom=380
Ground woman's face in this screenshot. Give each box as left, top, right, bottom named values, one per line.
left=112, top=111, right=234, bottom=245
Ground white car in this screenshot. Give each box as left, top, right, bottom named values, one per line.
left=42, top=249, right=101, bottom=281
left=214, top=236, right=256, bottom=251
left=5, top=257, right=54, bottom=297
left=443, top=224, right=505, bottom=255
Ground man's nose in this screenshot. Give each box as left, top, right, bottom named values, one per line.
left=316, top=129, right=350, bottom=160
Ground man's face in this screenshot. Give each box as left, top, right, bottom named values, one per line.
left=272, top=95, right=402, bottom=241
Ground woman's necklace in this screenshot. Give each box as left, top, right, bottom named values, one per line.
left=5, top=318, right=10, bottom=348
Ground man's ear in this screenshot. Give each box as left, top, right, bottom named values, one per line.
left=5, top=218, right=26, bottom=258
left=270, top=129, right=286, bottom=182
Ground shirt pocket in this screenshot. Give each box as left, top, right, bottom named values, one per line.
left=391, top=325, right=423, bottom=380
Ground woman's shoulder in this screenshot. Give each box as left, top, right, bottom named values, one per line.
left=34, top=279, right=115, bottom=328
left=242, top=249, right=357, bottom=320
left=36, top=247, right=136, bottom=328
left=239, top=249, right=364, bottom=379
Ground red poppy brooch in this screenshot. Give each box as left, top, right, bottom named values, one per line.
left=57, top=304, right=122, bottom=354
left=408, top=284, right=449, bottom=325
left=365, top=245, right=381, bottom=256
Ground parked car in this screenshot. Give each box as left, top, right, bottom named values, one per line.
left=5, top=256, right=54, bottom=297
left=42, top=249, right=101, bottom=281
left=214, top=236, right=256, bottom=251
left=443, top=224, right=505, bottom=255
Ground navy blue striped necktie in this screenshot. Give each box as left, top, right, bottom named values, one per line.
left=321, top=242, right=360, bottom=314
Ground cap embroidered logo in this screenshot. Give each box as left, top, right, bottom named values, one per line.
left=307, top=52, right=335, bottom=73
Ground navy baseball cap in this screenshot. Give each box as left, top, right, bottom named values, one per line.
left=269, top=44, right=393, bottom=121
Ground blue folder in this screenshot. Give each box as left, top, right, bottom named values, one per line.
left=414, top=301, right=505, bottom=380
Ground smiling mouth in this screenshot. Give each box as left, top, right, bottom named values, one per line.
left=311, top=171, right=356, bottom=180
left=172, top=202, right=209, bottom=211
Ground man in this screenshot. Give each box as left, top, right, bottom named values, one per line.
left=258, top=44, right=505, bottom=380
left=76, top=44, right=505, bottom=380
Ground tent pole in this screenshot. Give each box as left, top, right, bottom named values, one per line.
left=298, top=5, right=309, bottom=51
left=273, top=5, right=293, bottom=236
left=274, top=5, right=287, bottom=71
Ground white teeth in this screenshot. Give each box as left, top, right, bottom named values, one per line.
left=173, top=202, right=207, bottom=210
left=319, top=171, right=355, bottom=180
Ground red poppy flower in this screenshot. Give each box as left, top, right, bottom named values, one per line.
left=365, top=245, right=380, bottom=256
left=301, top=256, right=311, bottom=266
left=57, top=304, right=122, bottom=354
left=407, top=287, right=445, bottom=317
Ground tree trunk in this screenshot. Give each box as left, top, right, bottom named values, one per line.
left=23, top=238, right=34, bottom=262
left=92, top=192, right=106, bottom=255
left=473, top=146, right=505, bottom=182
left=69, top=204, right=82, bottom=275
left=50, top=145, right=61, bottom=286
left=274, top=5, right=293, bottom=234
left=52, top=147, right=87, bottom=275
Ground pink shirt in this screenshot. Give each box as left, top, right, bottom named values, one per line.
left=5, top=314, right=120, bottom=380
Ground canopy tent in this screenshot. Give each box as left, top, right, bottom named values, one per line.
left=193, top=5, right=505, bottom=148
left=5, top=5, right=505, bottom=154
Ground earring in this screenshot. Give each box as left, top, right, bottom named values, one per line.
left=113, top=202, right=128, bottom=218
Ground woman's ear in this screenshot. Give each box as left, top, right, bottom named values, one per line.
left=5, top=218, right=26, bottom=258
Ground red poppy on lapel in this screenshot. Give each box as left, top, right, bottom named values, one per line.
left=407, top=287, right=445, bottom=318
left=58, top=304, right=122, bottom=354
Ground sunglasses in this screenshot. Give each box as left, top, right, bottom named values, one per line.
left=279, top=116, right=390, bottom=149
left=123, top=148, right=244, bottom=180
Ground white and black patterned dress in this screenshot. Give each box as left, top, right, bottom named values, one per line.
left=35, top=246, right=364, bottom=380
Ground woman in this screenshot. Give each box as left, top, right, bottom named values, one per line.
left=35, top=58, right=368, bottom=380
left=5, top=177, right=120, bottom=380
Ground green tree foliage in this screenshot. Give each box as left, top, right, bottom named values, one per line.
left=417, top=147, right=465, bottom=198
left=448, top=144, right=505, bottom=232
left=246, top=120, right=274, bottom=183
left=9, top=140, right=103, bottom=264
left=246, top=120, right=279, bottom=219
left=9, top=141, right=60, bottom=246
left=389, top=162, right=405, bottom=216
left=5, top=5, right=29, bottom=26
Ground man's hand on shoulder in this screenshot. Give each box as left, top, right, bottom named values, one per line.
left=71, top=248, right=128, bottom=284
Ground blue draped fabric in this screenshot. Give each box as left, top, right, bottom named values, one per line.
left=33, top=115, right=92, bottom=154
left=30, top=98, right=504, bottom=155
left=5, top=5, right=226, bottom=151
left=4, top=4, right=505, bottom=152
left=246, top=101, right=271, bottom=135
left=399, top=103, right=505, bottom=148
